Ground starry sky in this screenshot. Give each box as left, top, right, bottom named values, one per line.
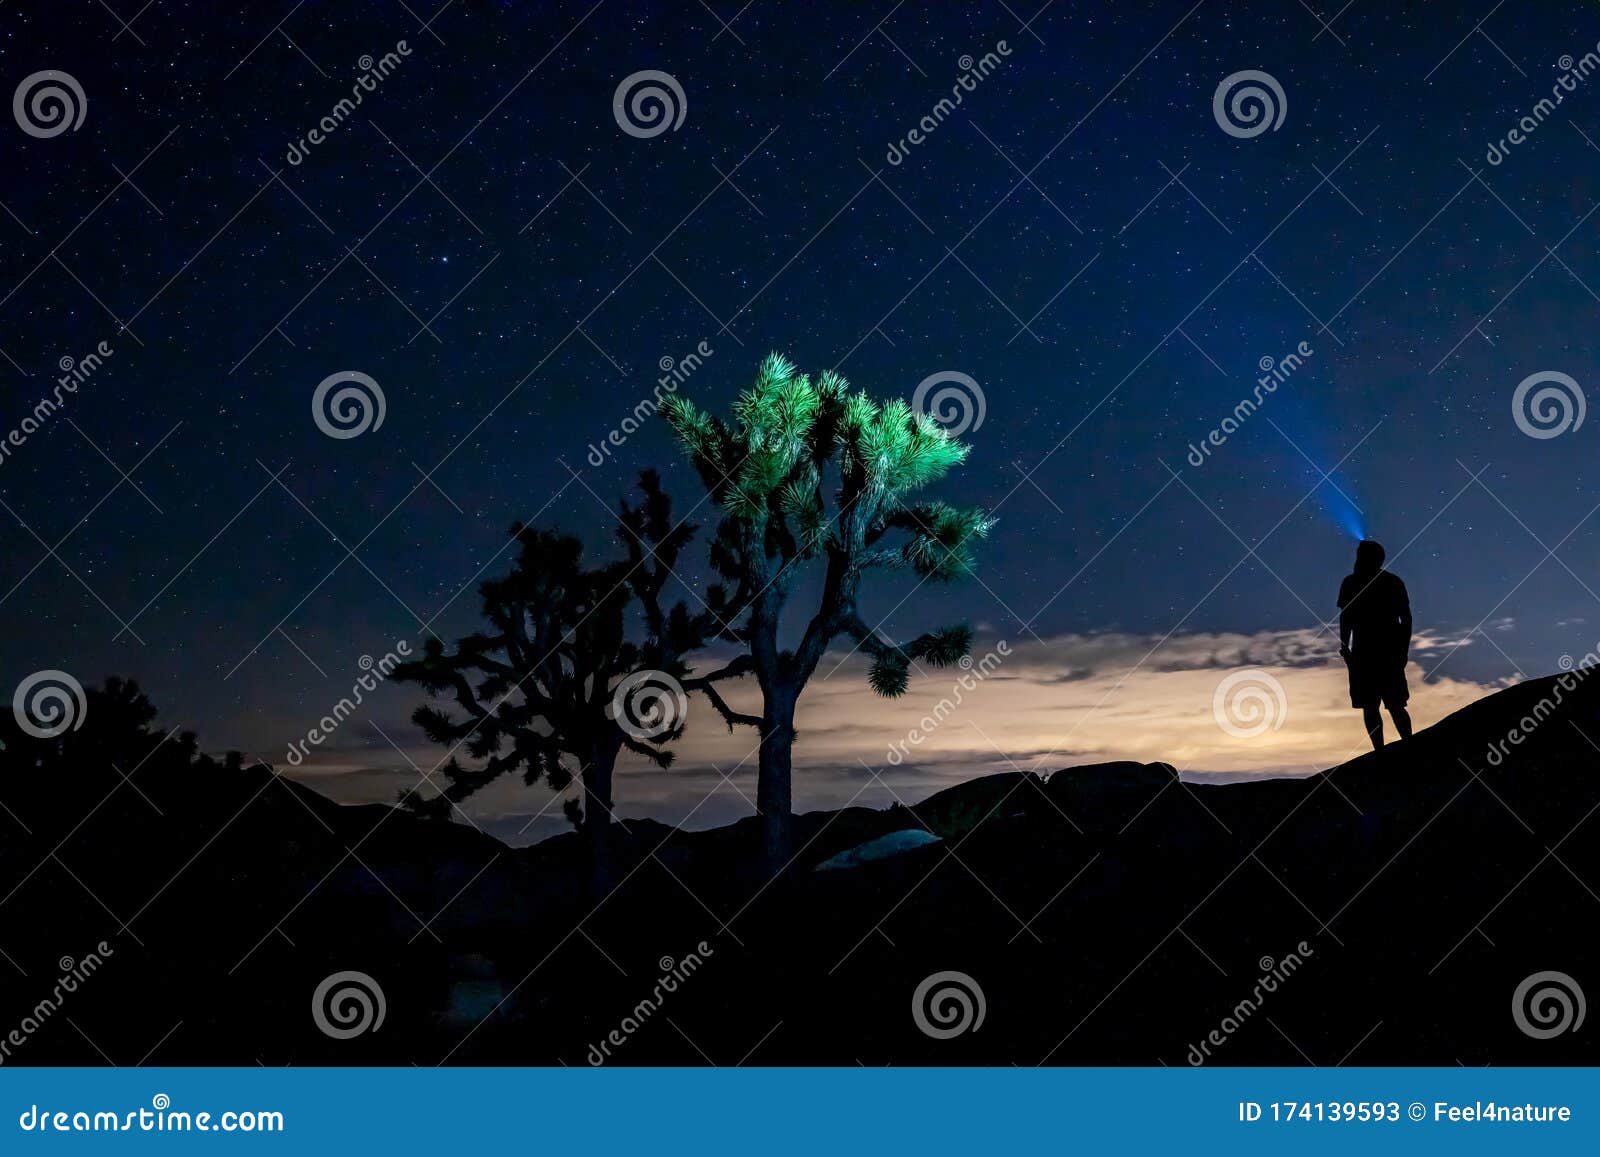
left=4, top=1, right=1600, bottom=842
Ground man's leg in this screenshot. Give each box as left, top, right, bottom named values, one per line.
left=1362, top=705, right=1384, bottom=750
left=1390, top=705, right=1413, bottom=740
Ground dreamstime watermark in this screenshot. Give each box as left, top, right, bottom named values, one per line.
left=285, top=42, right=412, bottom=164
left=312, top=370, right=387, bottom=439
left=1486, top=46, right=1600, bottom=166
left=0, top=341, right=115, bottom=470
left=0, top=942, right=115, bottom=1065
left=886, top=641, right=1010, bottom=765
left=1512, top=970, right=1585, bottom=1039
left=1186, top=942, right=1315, bottom=1064
left=1485, top=648, right=1600, bottom=767
left=911, top=970, right=986, bottom=1039
left=587, top=340, right=713, bottom=466
left=17, top=1095, right=283, bottom=1133
left=885, top=42, right=1013, bottom=165
left=311, top=970, right=386, bottom=1039
left=1511, top=370, right=1584, bottom=440
left=586, top=941, right=715, bottom=1063
left=1212, top=669, right=1288, bottom=738
left=283, top=641, right=412, bottom=766
left=609, top=670, right=688, bottom=741
left=613, top=70, right=686, bottom=138
left=1213, top=70, right=1286, bottom=138
left=11, top=669, right=86, bottom=739
left=912, top=370, right=986, bottom=437
left=1187, top=341, right=1313, bottom=466
left=12, top=70, right=86, bottom=138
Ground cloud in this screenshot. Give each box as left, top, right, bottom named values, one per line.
left=278, top=626, right=1511, bottom=843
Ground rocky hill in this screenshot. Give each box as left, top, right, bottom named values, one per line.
left=1, top=672, right=1595, bottom=1065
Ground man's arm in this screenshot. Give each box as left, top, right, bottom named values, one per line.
left=1338, top=578, right=1352, bottom=658
left=1396, top=577, right=1412, bottom=658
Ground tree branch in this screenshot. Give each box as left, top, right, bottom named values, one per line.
left=686, top=679, right=762, bottom=731
left=682, top=654, right=761, bottom=730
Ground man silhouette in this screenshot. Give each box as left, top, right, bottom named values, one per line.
left=1338, top=539, right=1413, bottom=750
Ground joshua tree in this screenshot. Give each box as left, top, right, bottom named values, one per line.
left=662, top=353, right=992, bottom=866
left=392, top=471, right=726, bottom=892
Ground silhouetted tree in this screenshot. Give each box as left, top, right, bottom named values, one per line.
left=0, top=675, right=200, bottom=774
left=0, top=676, right=227, bottom=852
left=662, top=353, right=992, bottom=866
left=392, top=471, right=734, bottom=892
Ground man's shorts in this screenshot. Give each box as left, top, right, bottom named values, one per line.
left=1348, top=657, right=1409, bottom=710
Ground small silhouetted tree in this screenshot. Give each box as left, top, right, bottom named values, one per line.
left=662, top=353, right=992, bottom=867
left=393, top=471, right=732, bottom=893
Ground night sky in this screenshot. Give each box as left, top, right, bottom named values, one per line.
left=4, top=1, right=1600, bottom=840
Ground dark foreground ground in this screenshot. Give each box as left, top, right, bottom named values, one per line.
left=1, top=673, right=1596, bottom=1065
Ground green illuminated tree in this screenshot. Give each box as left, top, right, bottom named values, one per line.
left=662, top=353, right=992, bottom=866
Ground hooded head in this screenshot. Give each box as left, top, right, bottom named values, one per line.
left=1354, top=538, right=1386, bottom=576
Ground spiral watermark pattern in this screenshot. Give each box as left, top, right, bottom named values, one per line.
left=613, top=70, right=686, bottom=138
left=311, top=371, right=386, bottom=440
left=13, top=70, right=87, bottom=138
left=912, top=371, right=986, bottom=437
left=12, top=669, right=87, bottom=739
left=1512, top=370, right=1584, bottom=439
left=1212, top=70, right=1286, bottom=139
left=1512, top=970, right=1586, bottom=1039
left=1212, top=669, right=1287, bottom=738
left=610, top=669, right=688, bottom=740
left=911, top=970, right=986, bottom=1039
left=311, top=970, right=387, bottom=1039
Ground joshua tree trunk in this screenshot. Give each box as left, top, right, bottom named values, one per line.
left=756, top=691, right=797, bottom=870
left=582, top=737, right=623, bottom=900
